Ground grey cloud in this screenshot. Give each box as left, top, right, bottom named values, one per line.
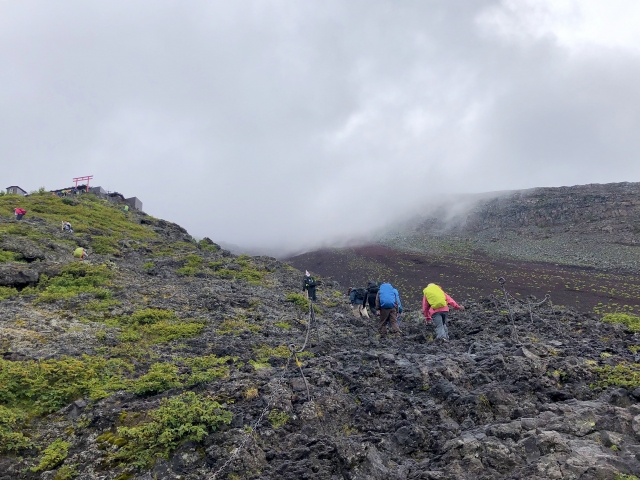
left=1, top=1, right=639, bottom=255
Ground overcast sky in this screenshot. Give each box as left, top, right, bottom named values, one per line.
left=2, top=0, right=640, bottom=255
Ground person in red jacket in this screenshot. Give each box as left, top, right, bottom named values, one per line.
left=422, top=284, right=464, bottom=342
left=14, top=208, right=26, bottom=220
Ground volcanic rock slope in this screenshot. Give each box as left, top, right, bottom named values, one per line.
left=1, top=194, right=640, bottom=480
left=383, top=182, right=640, bottom=273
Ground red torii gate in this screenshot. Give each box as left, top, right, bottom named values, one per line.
left=72, top=175, right=93, bottom=190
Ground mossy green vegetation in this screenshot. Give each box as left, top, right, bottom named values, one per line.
left=106, top=392, right=232, bottom=468
left=0, top=355, right=133, bottom=415
left=267, top=409, right=290, bottom=429
left=0, top=405, right=33, bottom=453
left=0, top=194, right=155, bottom=254
left=0, top=286, right=18, bottom=300
left=53, top=464, right=78, bottom=480
left=602, top=313, right=640, bottom=332
left=248, top=344, right=291, bottom=369
left=286, top=293, right=309, bottom=310
left=22, top=262, right=114, bottom=304
left=217, top=316, right=261, bottom=335
left=592, top=362, right=640, bottom=389
left=285, top=293, right=321, bottom=313
left=0, top=249, right=23, bottom=263
left=103, top=309, right=206, bottom=347
left=0, top=351, right=234, bottom=449
left=174, top=252, right=270, bottom=285
left=31, top=439, right=70, bottom=472
left=176, top=254, right=203, bottom=276
left=128, top=355, right=232, bottom=395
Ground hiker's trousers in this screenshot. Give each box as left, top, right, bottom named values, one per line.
left=378, top=308, right=400, bottom=335
left=432, top=312, right=449, bottom=340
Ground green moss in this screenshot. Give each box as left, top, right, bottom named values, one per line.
left=109, top=392, right=232, bottom=468
left=593, top=362, right=640, bottom=389
left=217, top=317, right=261, bottom=335
left=285, top=293, right=309, bottom=310
left=142, top=261, right=155, bottom=271
left=33, top=262, right=114, bottom=303
left=274, top=321, right=291, bottom=329
left=179, top=355, right=233, bottom=386
left=31, top=439, right=70, bottom=472
left=127, top=308, right=176, bottom=325
left=176, top=254, right=203, bottom=276
left=253, top=345, right=291, bottom=367
left=0, top=405, right=33, bottom=453
left=248, top=360, right=271, bottom=370
left=0, top=356, right=133, bottom=415
left=285, top=293, right=321, bottom=313
left=129, top=355, right=233, bottom=395
left=0, top=250, right=23, bottom=263
left=53, top=464, right=78, bottom=480
left=0, top=286, right=18, bottom=301
left=141, top=321, right=204, bottom=343
left=130, top=363, right=181, bottom=395
left=198, top=239, right=219, bottom=252
left=603, top=313, right=640, bottom=332
left=267, top=409, right=290, bottom=429
left=112, top=309, right=205, bottom=346
left=614, top=474, right=640, bottom=480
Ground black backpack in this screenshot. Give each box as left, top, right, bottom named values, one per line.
left=305, top=277, right=317, bottom=288
left=353, top=288, right=366, bottom=301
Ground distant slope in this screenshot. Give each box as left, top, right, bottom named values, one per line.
left=382, top=181, right=640, bottom=273
left=287, top=182, right=640, bottom=315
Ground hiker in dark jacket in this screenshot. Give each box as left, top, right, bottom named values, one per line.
left=349, top=287, right=368, bottom=318
left=302, top=270, right=317, bottom=301
left=362, top=281, right=379, bottom=315
left=375, top=282, right=401, bottom=336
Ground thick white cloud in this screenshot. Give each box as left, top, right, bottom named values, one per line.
left=1, top=1, right=639, bottom=254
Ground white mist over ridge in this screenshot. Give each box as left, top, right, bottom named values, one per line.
left=3, top=1, right=640, bottom=254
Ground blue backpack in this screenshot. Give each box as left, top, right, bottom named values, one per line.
left=378, top=283, right=397, bottom=309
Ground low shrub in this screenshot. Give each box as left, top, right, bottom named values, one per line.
left=217, top=317, right=260, bottom=335
left=130, top=363, right=181, bottom=396
left=593, top=362, right=640, bottom=389
left=0, top=286, right=18, bottom=301
left=0, top=356, right=132, bottom=415
left=109, top=392, right=232, bottom=468
left=603, top=313, right=640, bottom=332
left=31, top=439, right=70, bottom=472
left=267, top=409, right=289, bottom=429
left=176, top=255, right=203, bottom=276
left=0, top=405, right=33, bottom=453
left=0, top=250, right=23, bottom=263
left=34, top=263, right=114, bottom=303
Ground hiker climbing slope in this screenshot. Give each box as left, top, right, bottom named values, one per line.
left=348, top=286, right=368, bottom=318
left=362, top=281, right=379, bottom=316
left=422, top=283, right=464, bottom=342
left=375, top=282, right=401, bottom=336
left=302, top=270, right=317, bottom=301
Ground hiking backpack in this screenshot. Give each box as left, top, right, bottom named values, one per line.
left=378, top=283, right=397, bottom=309
left=424, top=283, right=447, bottom=309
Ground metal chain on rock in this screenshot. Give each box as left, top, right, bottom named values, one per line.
left=210, top=298, right=319, bottom=479
left=209, top=355, right=292, bottom=480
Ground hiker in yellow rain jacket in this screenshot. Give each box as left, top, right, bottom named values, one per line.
left=73, top=247, right=88, bottom=261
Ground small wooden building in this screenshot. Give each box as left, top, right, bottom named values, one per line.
left=6, top=186, right=27, bottom=195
